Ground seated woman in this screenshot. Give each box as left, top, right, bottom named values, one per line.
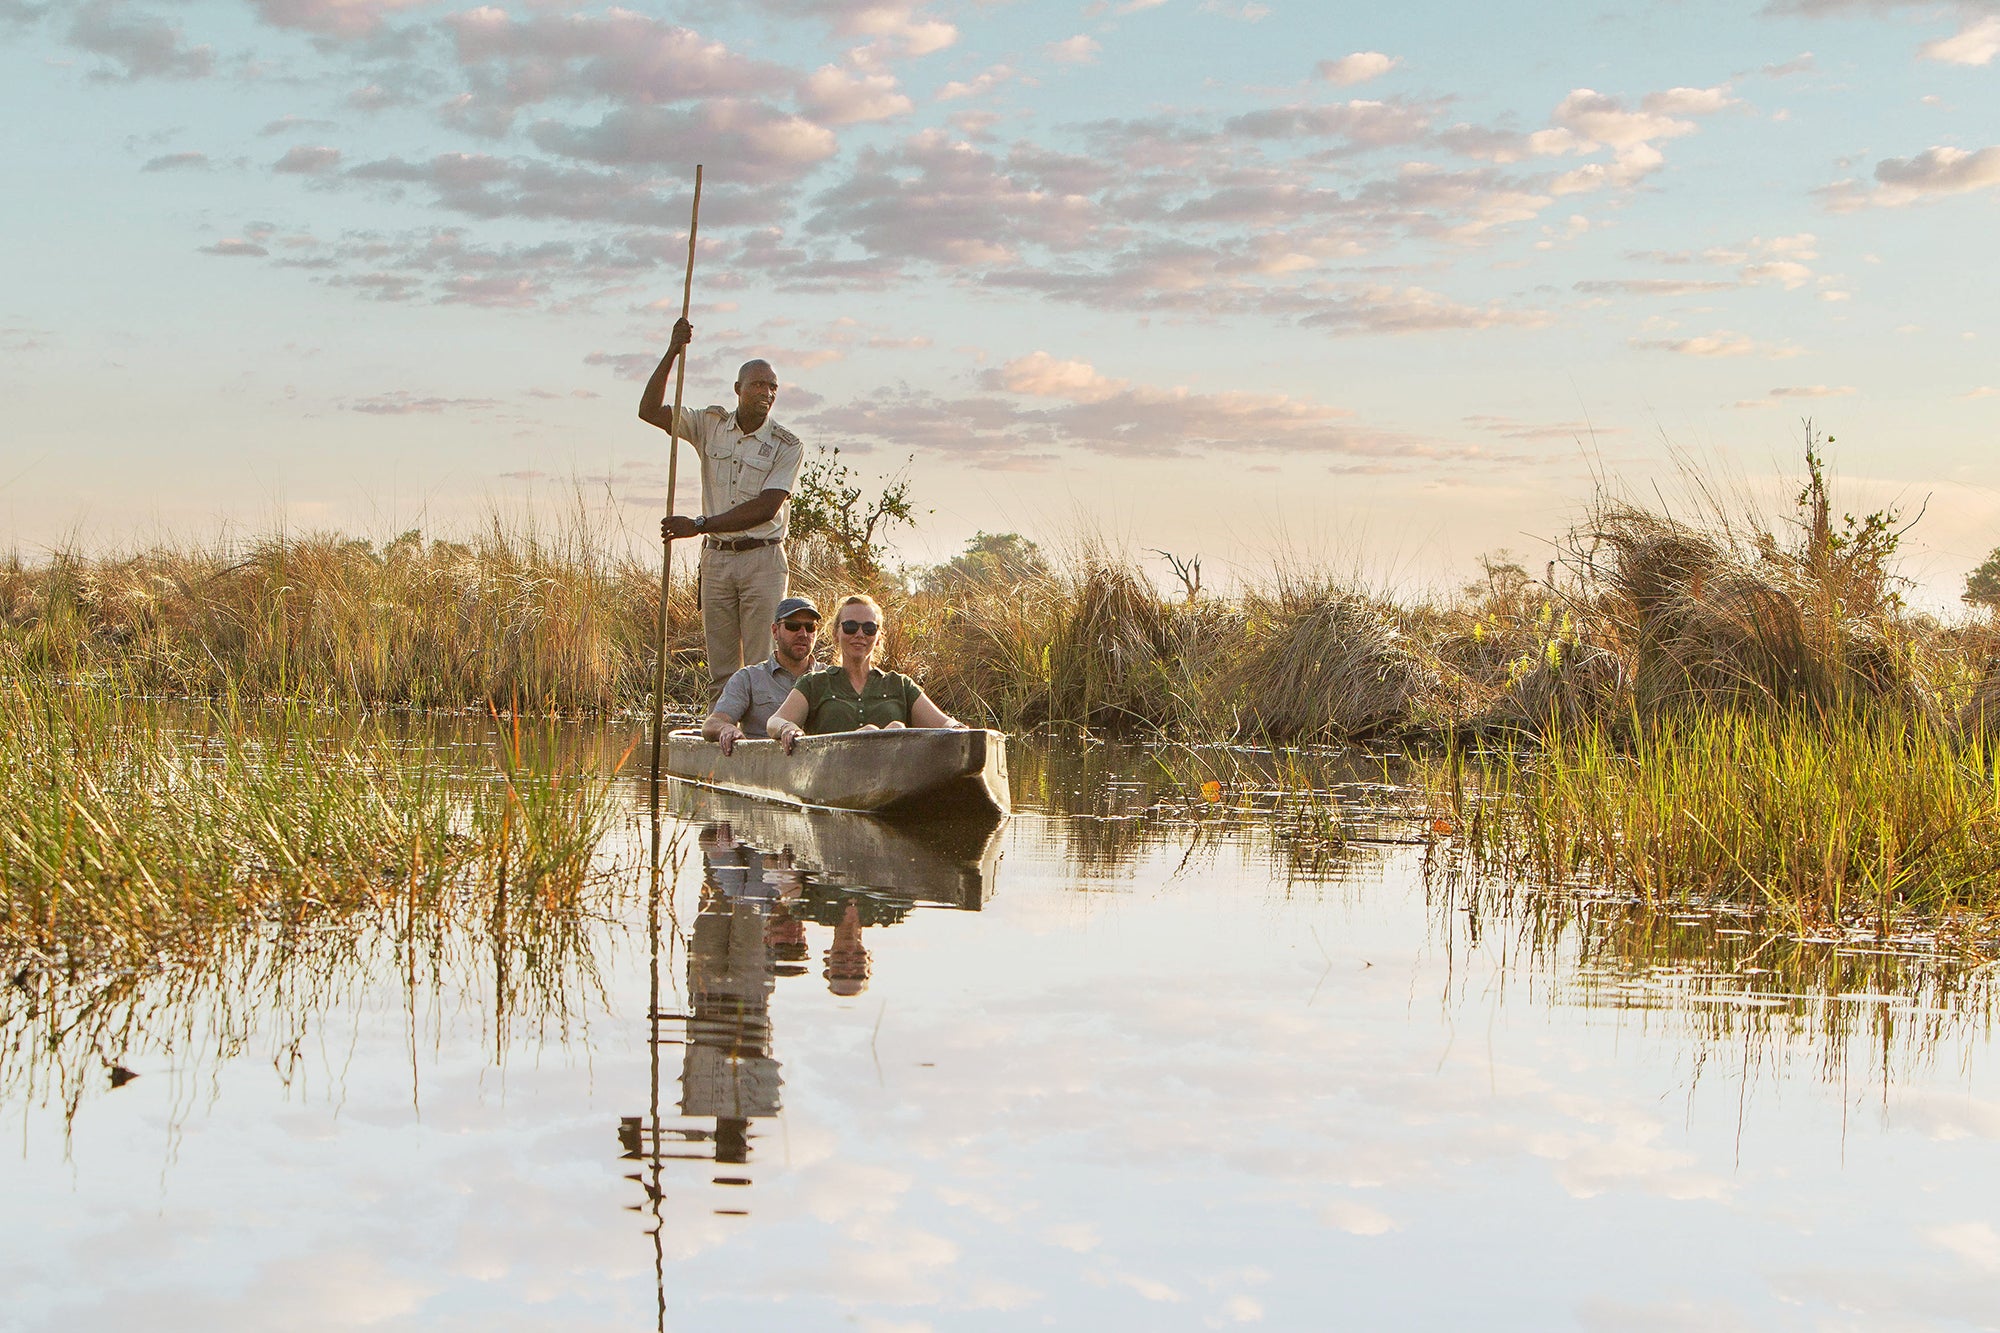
left=766, top=594, right=962, bottom=751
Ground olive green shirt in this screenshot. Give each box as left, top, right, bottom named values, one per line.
left=796, top=665, right=922, bottom=734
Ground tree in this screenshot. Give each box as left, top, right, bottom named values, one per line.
left=918, top=532, right=1049, bottom=595
left=786, top=445, right=918, bottom=578
left=1965, top=548, right=2000, bottom=608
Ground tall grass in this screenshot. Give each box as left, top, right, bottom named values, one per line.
left=0, top=675, right=628, bottom=966
left=1434, top=709, right=2000, bottom=931
left=4, top=451, right=1998, bottom=745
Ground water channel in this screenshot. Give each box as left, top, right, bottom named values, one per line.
left=5, top=734, right=2000, bottom=1330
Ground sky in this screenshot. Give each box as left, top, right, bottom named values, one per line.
left=3, top=0, right=1997, bottom=601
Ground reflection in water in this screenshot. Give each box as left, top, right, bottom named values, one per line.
left=2, top=896, right=618, bottom=1142
left=620, top=787, right=1001, bottom=1233
left=1428, top=853, right=1999, bottom=1086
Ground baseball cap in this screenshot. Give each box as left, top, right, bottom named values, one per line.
left=774, top=596, right=821, bottom=622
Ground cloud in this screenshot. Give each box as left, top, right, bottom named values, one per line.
left=68, top=0, right=214, bottom=80
left=992, top=351, right=1123, bottom=402
left=350, top=151, right=787, bottom=229
left=526, top=103, right=837, bottom=183
left=1768, top=384, right=1856, bottom=397
left=1317, top=52, right=1399, bottom=86
left=744, top=0, right=957, bottom=55
left=1922, top=14, right=2000, bottom=64
left=1957, top=386, right=1997, bottom=400
left=800, top=64, right=913, bottom=124
left=1046, top=35, right=1100, bottom=64
left=1823, top=145, right=2000, bottom=210
left=1630, top=331, right=1803, bottom=358
left=795, top=351, right=1517, bottom=473
left=441, top=9, right=782, bottom=133
left=1642, top=85, right=1737, bottom=116
left=936, top=64, right=1016, bottom=102
left=584, top=349, right=659, bottom=379
left=805, top=129, right=1102, bottom=266
left=1222, top=99, right=1434, bottom=148
left=261, top=114, right=339, bottom=137
left=142, top=151, right=211, bottom=172
left=246, top=0, right=431, bottom=37
left=1762, top=52, right=1817, bottom=77
left=1464, top=414, right=1625, bottom=441
left=1549, top=88, right=1705, bottom=149
left=274, top=145, right=343, bottom=174
left=200, top=238, right=271, bottom=257
left=344, top=391, right=498, bottom=415
left=1574, top=278, right=1740, bottom=296
left=1199, top=0, right=1272, bottom=18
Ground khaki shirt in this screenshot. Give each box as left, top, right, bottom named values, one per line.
left=667, top=406, right=805, bottom=542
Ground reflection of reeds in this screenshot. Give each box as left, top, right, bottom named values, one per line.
left=1427, top=858, right=1998, bottom=1084
left=2, top=891, right=625, bottom=1134
left=0, top=676, right=627, bottom=965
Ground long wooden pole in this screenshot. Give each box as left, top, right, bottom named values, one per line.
left=649, top=164, right=704, bottom=819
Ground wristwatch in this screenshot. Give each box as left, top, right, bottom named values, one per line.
left=693, top=515, right=708, bottom=532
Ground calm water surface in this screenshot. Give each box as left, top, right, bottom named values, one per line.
left=6, top=736, right=2000, bottom=1331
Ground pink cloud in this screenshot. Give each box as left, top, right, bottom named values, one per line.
left=69, top=0, right=213, bottom=80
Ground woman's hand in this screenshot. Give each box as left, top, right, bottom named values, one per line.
left=771, top=719, right=804, bottom=753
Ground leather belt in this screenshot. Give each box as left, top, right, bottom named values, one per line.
left=704, top=535, right=780, bottom=552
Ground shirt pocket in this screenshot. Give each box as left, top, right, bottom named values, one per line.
left=737, top=439, right=780, bottom=492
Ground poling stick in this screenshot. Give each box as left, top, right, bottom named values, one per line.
left=649, top=163, right=704, bottom=820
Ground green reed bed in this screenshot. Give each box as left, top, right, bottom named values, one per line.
left=1437, top=710, right=2000, bottom=932
left=0, top=677, right=628, bottom=966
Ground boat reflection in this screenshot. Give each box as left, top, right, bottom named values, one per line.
left=620, top=791, right=1004, bottom=1233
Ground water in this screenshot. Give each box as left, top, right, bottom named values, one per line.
left=6, top=737, right=2000, bottom=1331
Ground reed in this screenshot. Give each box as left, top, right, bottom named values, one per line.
left=0, top=675, right=628, bottom=967
left=1433, top=708, right=2000, bottom=930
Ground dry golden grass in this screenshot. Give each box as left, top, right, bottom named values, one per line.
left=4, top=451, right=1996, bottom=743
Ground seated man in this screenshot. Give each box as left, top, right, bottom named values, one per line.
left=704, top=596, right=821, bottom=754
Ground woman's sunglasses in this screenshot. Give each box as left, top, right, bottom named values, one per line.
left=839, top=620, right=880, bottom=636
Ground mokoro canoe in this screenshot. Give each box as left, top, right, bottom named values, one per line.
left=664, top=727, right=1010, bottom=818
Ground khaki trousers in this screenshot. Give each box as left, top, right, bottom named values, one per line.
left=699, top=542, right=788, bottom=687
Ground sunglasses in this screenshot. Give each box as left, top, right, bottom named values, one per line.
left=778, top=620, right=818, bottom=633
left=839, top=619, right=880, bottom=636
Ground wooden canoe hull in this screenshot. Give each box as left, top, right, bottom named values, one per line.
left=665, top=727, right=1010, bottom=818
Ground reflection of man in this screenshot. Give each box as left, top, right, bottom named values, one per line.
left=682, top=828, right=783, bottom=1150
left=637, top=318, right=804, bottom=688
left=703, top=597, right=821, bottom=755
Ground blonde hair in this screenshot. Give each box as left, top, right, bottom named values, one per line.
left=835, top=594, right=885, bottom=662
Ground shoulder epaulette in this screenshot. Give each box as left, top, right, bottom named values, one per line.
left=770, top=423, right=802, bottom=449
left=703, top=405, right=728, bottom=419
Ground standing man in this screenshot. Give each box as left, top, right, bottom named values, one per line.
left=639, top=317, right=804, bottom=688
left=702, top=596, right=821, bottom=754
